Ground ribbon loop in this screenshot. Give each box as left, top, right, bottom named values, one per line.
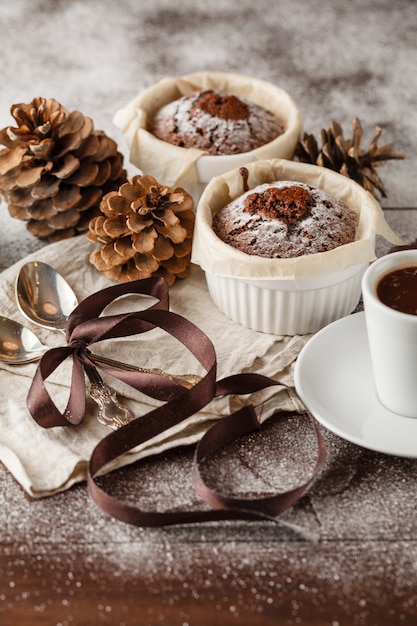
left=65, top=276, right=169, bottom=341
left=27, top=345, right=87, bottom=428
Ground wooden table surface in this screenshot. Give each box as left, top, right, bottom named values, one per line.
left=0, top=209, right=416, bottom=626
left=0, top=1, right=416, bottom=623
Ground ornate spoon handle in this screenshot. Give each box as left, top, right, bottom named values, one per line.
left=84, top=364, right=135, bottom=429
left=43, top=327, right=201, bottom=389
left=88, top=353, right=201, bottom=390
left=89, top=381, right=136, bottom=430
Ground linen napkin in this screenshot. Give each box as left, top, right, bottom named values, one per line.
left=0, top=235, right=307, bottom=498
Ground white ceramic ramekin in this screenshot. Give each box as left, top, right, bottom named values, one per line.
left=205, top=264, right=368, bottom=335
left=192, top=159, right=403, bottom=336
left=113, top=71, right=303, bottom=203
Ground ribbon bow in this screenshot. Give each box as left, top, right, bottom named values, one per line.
left=27, top=276, right=177, bottom=427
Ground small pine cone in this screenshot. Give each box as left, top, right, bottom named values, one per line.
left=0, top=97, right=127, bottom=241
left=87, top=174, right=195, bottom=286
left=295, top=118, right=405, bottom=198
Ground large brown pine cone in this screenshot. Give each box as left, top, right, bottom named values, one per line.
left=0, top=97, right=127, bottom=241
left=87, top=174, right=195, bottom=285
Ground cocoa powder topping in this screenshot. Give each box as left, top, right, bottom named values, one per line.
left=192, top=90, right=250, bottom=121
left=243, top=185, right=313, bottom=225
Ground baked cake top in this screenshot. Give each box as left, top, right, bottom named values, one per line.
left=149, top=89, right=283, bottom=155
left=212, top=181, right=358, bottom=258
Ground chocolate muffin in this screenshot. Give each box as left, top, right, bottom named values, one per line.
left=212, top=181, right=359, bottom=258
left=149, top=89, right=284, bottom=155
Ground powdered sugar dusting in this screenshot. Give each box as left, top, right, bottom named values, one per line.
left=150, top=90, right=282, bottom=155
left=1, top=415, right=416, bottom=624
left=213, top=181, right=359, bottom=258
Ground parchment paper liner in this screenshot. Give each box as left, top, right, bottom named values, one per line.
left=113, top=71, right=303, bottom=193
left=192, top=159, right=404, bottom=280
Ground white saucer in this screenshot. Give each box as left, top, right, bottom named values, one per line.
left=294, top=312, right=417, bottom=458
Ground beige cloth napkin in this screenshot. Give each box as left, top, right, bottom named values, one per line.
left=0, top=235, right=307, bottom=498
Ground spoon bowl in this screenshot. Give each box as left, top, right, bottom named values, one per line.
left=16, top=261, right=78, bottom=332
left=0, top=316, right=48, bottom=364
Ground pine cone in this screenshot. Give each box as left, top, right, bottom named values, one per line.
left=295, top=118, right=405, bottom=198
left=0, top=97, right=127, bottom=241
left=87, top=174, right=195, bottom=285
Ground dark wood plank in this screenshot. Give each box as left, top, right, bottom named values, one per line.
left=1, top=411, right=416, bottom=625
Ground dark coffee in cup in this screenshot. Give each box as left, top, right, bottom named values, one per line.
left=377, top=265, right=417, bottom=315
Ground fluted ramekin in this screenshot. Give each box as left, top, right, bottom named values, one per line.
left=192, top=159, right=403, bottom=335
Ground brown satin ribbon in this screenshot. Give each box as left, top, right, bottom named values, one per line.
left=26, top=276, right=326, bottom=527
left=27, top=276, right=177, bottom=427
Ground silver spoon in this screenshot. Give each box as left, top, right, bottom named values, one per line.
left=16, top=260, right=77, bottom=332
left=0, top=315, right=136, bottom=429
left=15, top=261, right=201, bottom=389
left=0, top=316, right=47, bottom=364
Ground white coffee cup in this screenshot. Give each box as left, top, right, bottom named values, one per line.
left=362, top=250, right=417, bottom=418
